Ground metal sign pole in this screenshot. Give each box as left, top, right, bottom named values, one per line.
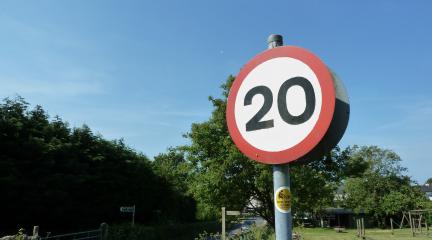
left=268, top=34, right=292, bottom=240
left=273, top=164, right=292, bottom=240
left=226, top=33, right=348, bottom=240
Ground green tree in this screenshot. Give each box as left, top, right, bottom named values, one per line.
left=291, top=149, right=348, bottom=220
left=184, top=76, right=347, bottom=226
left=426, top=178, right=432, bottom=185
left=152, top=147, right=192, bottom=193
left=184, top=76, right=266, bottom=220
left=0, top=96, right=194, bottom=233
left=152, top=147, right=197, bottom=222
left=342, top=145, right=425, bottom=227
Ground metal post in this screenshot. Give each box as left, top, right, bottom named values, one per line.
left=273, top=164, right=292, bottom=240
left=268, top=34, right=283, bottom=49
left=222, top=207, right=226, bottom=240
left=269, top=34, right=292, bottom=240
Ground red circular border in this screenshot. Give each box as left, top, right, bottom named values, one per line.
left=226, top=46, right=335, bottom=164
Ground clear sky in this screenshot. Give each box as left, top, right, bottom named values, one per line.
left=1, top=1, right=431, bottom=183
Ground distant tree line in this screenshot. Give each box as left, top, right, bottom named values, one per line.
left=0, top=97, right=195, bottom=234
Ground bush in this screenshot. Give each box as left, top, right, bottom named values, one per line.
left=108, top=221, right=220, bottom=240
left=195, top=225, right=276, bottom=240
left=231, top=225, right=275, bottom=240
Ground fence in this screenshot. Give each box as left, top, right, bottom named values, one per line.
left=40, top=223, right=108, bottom=240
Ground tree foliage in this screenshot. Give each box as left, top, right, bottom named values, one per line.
left=151, top=147, right=196, bottom=222
left=183, top=76, right=349, bottom=226
left=0, top=97, right=195, bottom=234
left=184, top=76, right=266, bottom=221
left=342, top=145, right=425, bottom=227
left=152, top=147, right=191, bottom=194
left=291, top=148, right=348, bottom=218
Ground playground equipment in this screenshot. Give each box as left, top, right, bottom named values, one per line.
left=356, top=217, right=365, bottom=239
left=399, top=209, right=431, bottom=237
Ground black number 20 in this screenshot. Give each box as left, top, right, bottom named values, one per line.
left=244, top=77, right=315, bottom=132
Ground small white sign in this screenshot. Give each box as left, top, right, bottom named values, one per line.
left=120, top=206, right=135, bottom=213
left=226, top=211, right=241, bottom=216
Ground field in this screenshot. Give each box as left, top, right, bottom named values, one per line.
left=294, top=228, right=431, bottom=240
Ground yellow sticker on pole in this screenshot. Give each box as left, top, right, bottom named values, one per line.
left=275, top=187, right=291, bottom=213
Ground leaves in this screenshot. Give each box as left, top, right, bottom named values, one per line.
left=182, top=76, right=349, bottom=226
left=342, top=146, right=425, bottom=227
left=0, top=96, right=194, bottom=233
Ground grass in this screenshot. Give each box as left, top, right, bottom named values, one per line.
left=294, top=227, right=431, bottom=240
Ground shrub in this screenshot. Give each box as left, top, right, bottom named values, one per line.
left=108, top=221, right=220, bottom=240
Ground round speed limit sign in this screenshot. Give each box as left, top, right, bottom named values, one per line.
left=227, top=46, right=340, bottom=164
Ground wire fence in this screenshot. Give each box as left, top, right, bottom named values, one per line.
left=39, top=223, right=108, bottom=240
left=41, top=229, right=101, bottom=240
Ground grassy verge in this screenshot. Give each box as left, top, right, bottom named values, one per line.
left=295, top=227, right=431, bottom=240
left=109, top=223, right=431, bottom=240
left=225, top=227, right=431, bottom=240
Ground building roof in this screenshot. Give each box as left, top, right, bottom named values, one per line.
left=420, top=185, right=432, bottom=192
left=325, top=207, right=365, bottom=214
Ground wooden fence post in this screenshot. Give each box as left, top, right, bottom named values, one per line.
left=100, top=222, right=108, bottom=240
left=33, top=226, right=39, bottom=236
left=390, top=218, right=394, bottom=235
left=31, top=226, right=39, bottom=240
left=409, top=211, right=414, bottom=237
left=400, top=212, right=406, bottom=229
left=356, top=219, right=359, bottom=237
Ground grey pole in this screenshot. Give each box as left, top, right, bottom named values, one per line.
left=267, top=34, right=283, bottom=49
left=268, top=34, right=292, bottom=240
left=273, top=164, right=292, bottom=240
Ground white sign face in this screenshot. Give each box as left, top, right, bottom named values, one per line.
left=120, top=206, right=135, bottom=213
left=234, top=57, right=322, bottom=152
left=226, top=211, right=241, bottom=216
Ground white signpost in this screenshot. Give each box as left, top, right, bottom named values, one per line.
left=226, top=211, right=241, bottom=216
left=221, top=208, right=243, bottom=240
left=120, top=205, right=135, bottom=226
left=226, top=35, right=349, bottom=240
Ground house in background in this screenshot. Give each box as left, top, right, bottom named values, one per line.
left=323, top=207, right=364, bottom=228
left=320, top=185, right=365, bottom=228
left=320, top=183, right=432, bottom=228
left=420, top=184, right=432, bottom=201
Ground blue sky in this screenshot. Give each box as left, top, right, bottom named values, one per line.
left=0, top=1, right=431, bottom=183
